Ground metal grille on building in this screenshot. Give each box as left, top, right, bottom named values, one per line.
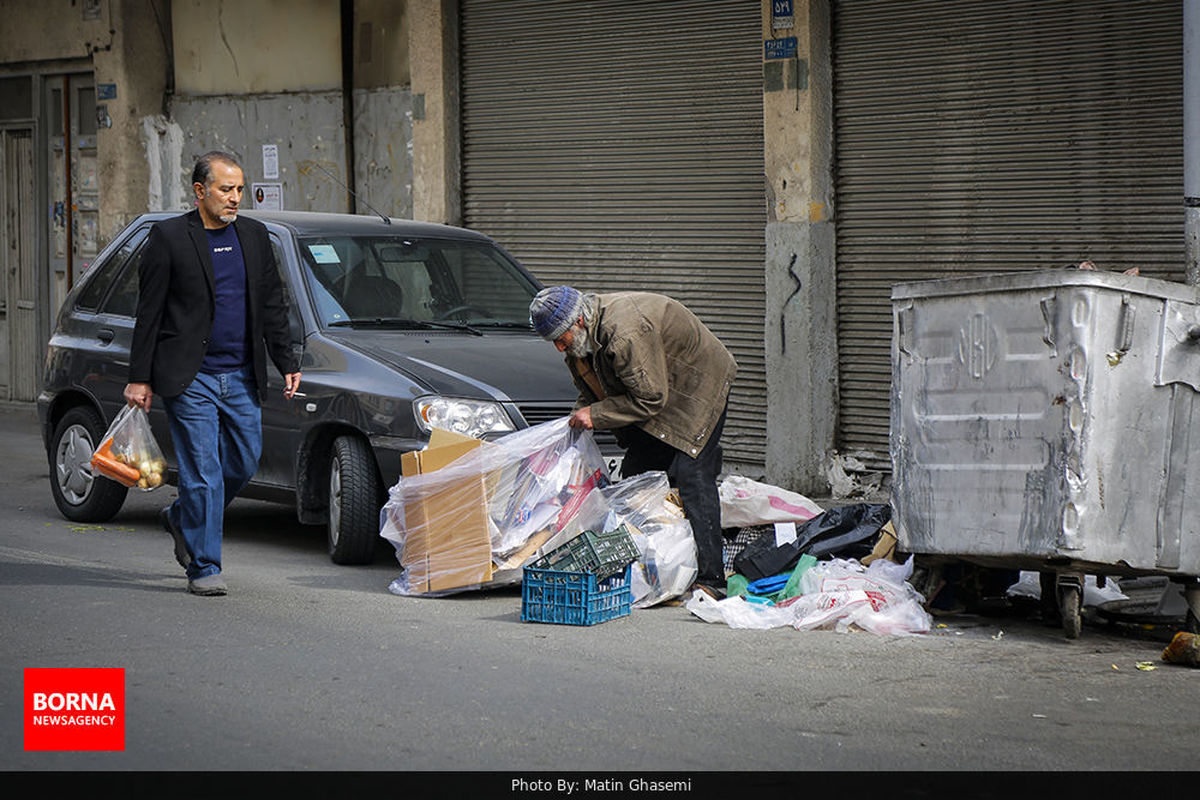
left=460, top=0, right=767, bottom=471
left=832, top=0, right=1184, bottom=469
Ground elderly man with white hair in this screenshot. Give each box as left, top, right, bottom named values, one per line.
left=529, top=285, right=737, bottom=599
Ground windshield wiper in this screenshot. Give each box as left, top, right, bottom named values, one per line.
left=422, top=319, right=483, bottom=336
left=328, top=317, right=483, bottom=336
left=471, top=321, right=534, bottom=330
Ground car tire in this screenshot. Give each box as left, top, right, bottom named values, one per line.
left=327, top=434, right=381, bottom=565
left=49, top=405, right=128, bottom=523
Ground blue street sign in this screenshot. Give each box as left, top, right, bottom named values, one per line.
left=764, top=37, right=797, bottom=60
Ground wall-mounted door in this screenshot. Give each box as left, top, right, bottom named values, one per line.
left=0, top=125, right=38, bottom=401
left=46, top=73, right=99, bottom=316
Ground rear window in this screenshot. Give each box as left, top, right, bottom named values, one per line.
left=75, top=226, right=149, bottom=311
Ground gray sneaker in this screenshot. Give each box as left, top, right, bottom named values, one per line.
left=187, top=573, right=227, bottom=596
left=160, top=507, right=192, bottom=569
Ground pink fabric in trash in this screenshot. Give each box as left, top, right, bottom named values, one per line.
left=769, top=495, right=818, bottom=521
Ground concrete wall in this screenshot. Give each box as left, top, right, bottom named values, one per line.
left=0, top=0, right=104, bottom=63
left=762, top=0, right=838, bottom=495
left=163, top=88, right=414, bottom=218
left=168, top=92, right=350, bottom=212
left=408, top=0, right=459, bottom=225
left=353, top=87, right=413, bottom=219
left=93, top=0, right=171, bottom=239
left=162, top=0, right=413, bottom=218
left=355, top=0, right=411, bottom=89
left=171, top=0, right=340, bottom=95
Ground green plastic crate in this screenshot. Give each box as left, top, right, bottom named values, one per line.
left=528, top=524, right=639, bottom=580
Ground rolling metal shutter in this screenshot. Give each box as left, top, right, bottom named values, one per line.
left=460, top=0, right=767, bottom=471
left=832, top=0, right=1184, bottom=469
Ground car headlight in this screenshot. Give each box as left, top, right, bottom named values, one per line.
left=413, top=396, right=516, bottom=439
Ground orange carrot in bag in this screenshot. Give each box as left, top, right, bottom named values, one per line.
left=91, top=440, right=140, bottom=486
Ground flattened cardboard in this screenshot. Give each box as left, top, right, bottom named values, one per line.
left=400, top=429, right=495, bottom=593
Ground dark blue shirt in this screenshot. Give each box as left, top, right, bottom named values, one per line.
left=200, top=224, right=251, bottom=374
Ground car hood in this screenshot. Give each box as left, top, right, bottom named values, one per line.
left=332, top=330, right=576, bottom=403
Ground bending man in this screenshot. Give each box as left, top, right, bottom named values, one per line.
left=530, top=286, right=736, bottom=598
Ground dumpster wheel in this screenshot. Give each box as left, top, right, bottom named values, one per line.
left=1057, top=578, right=1083, bottom=640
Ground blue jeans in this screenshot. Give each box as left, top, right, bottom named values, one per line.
left=162, top=366, right=262, bottom=580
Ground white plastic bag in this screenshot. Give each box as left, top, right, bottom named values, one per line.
left=1005, top=570, right=1129, bottom=607
left=789, top=556, right=931, bottom=635
left=562, top=471, right=698, bottom=608
left=685, top=590, right=796, bottom=629
left=718, top=475, right=823, bottom=528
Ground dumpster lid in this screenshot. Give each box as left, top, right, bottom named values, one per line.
left=891, top=269, right=1200, bottom=304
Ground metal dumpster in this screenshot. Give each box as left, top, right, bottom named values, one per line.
left=890, top=270, right=1200, bottom=638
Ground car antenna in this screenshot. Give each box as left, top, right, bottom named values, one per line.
left=308, top=162, right=391, bottom=225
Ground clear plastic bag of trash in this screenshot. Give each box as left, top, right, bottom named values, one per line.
left=381, top=417, right=610, bottom=597
left=788, top=556, right=931, bottom=635
left=552, top=470, right=698, bottom=608
left=604, top=472, right=697, bottom=608
left=686, top=555, right=932, bottom=636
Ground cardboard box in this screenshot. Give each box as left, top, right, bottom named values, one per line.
left=399, top=429, right=496, bottom=593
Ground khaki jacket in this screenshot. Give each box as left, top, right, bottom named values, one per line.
left=566, top=292, right=736, bottom=458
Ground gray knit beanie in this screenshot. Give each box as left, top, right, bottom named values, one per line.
left=529, top=286, right=584, bottom=341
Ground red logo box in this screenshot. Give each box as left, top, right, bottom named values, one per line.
left=24, top=668, right=125, bottom=752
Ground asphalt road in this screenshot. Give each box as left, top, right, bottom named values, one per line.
left=1, top=402, right=1196, bottom=782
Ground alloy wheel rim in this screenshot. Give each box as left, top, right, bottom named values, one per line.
left=328, top=456, right=342, bottom=546
left=56, top=423, right=94, bottom=505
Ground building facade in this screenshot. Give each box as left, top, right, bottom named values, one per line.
left=0, top=0, right=1187, bottom=494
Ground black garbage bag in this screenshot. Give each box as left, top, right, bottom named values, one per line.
left=731, top=503, right=892, bottom=582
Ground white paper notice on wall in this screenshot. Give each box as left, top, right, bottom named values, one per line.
left=774, top=521, right=798, bottom=547
left=262, top=144, right=279, bottom=179
left=253, top=183, right=282, bottom=210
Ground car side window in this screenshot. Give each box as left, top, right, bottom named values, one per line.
left=270, top=235, right=306, bottom=347
left=76, top=226, right=150, bottom=311
left=99, top=240, right=148, bottom=318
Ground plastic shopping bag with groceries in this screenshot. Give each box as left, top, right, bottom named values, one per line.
left=90, top=404, right=167, bottom=490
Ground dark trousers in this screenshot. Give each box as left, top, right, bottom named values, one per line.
left=618, top=409, right=727, bottom=587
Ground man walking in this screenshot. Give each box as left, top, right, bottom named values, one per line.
left=124, top=151, right=302, bottom=596
left=529, top=286, right=736, bottom=597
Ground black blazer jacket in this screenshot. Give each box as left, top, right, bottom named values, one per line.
left=129, top=209, right=300, bottom=401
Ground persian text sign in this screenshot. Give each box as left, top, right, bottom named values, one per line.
left=24, top=668, right=125, bottom=751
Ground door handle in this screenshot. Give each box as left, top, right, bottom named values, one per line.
left=96, top=328, right=115, bottom=344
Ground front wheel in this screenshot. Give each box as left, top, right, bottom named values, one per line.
left=48, top=405, right=128, bottom=522
left=1058, top=583, right=1083, bottom=640
left=327, top=435, right=381, bottom=565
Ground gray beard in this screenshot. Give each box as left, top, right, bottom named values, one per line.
left=566, top=327, right=594, bottom=358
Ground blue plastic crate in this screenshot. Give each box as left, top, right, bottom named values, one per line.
left=521, top=564, right=632, bottom=626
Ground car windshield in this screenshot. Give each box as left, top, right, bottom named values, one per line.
left=296, top=235, right=539, bottom=329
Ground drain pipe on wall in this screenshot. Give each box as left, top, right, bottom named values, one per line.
left=1187, top=0, right=1200, bottom=284
left=340, top=0, right=357, bottom=214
